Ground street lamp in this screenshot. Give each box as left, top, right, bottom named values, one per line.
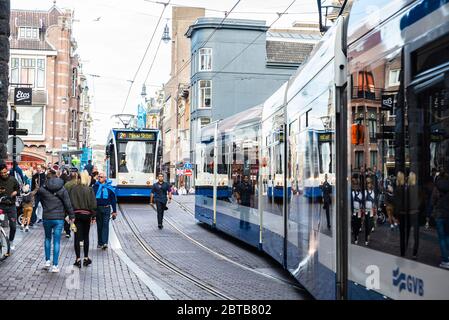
left=162, top=21, right=171, bottom=43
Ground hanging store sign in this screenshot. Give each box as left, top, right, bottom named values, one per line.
left=381, top=94, right=395, bottom=110
left=14, top=88, right=32, bottom=105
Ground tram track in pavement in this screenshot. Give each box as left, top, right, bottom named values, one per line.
left=164, top=199, right=306, bottom=291
left=118, top=204, right=234, bottom=300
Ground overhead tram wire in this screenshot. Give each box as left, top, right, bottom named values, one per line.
left=121, top=0, right=172, bottom=114
left=144, top=37, right=163, bottom=85
left=144, top=0, right=315, bottom=15
left=155, top=0, right=242, bottom=91
left=210, top=0, right=297, bottom=82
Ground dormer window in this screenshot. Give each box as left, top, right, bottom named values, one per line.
left=18, top=27, right=39, bottom=40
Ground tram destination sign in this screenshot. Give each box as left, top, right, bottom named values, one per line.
left=117, top=131, right=156, bottom=141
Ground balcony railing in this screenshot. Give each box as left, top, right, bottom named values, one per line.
left=351, top=86, right=382, bottom=101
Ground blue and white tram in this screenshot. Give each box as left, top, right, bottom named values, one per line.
left=195, top=0, right=449, bottom=300
left=105, top=128, right=160, bottom=197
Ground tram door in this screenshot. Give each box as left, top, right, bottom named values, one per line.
left=261, top=109, right=287, bottom=265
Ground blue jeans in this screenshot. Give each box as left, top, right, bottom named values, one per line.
left=436, top=218, right=449, bottom=263
left=43, top=220, right=64, bottom=266
left=96, top=206, right=111, bottom=246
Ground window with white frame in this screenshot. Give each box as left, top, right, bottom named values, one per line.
left=16, top=106, right=44, bottom=136
left=388, top=69, right=400, bottom=87
left=10, top=58, right=19, bottom=84
left=10, top=57, right=45, bottom=88
left=199, top=48, right=212, bottom=71
left=198, top=80, right=211, bottom=108
left=70, top=110, right=77, bottom=140
left=18, top=27, right=39, bottom=40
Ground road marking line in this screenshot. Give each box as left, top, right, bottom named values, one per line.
left=109, top=222, right=172, bottom=300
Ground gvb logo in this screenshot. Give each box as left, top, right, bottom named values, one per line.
left=392, top=267, right=424, bottom=296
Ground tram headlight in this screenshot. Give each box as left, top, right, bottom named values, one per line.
left=121, top=180, right=128, bottom=185
left=146, top=181, right=152, bottom=186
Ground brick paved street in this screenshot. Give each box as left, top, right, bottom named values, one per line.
left=0, top=223, right=156, bottom=300
left=0, top=195, right=310, bottom=300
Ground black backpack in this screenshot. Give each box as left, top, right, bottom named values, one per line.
left=22, top=193, right=33, bottom=204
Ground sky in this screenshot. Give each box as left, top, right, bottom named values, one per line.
left=11, top=0, right=320, bottom=145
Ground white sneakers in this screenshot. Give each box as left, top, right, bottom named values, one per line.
left=9, top=242, right=15, bottom=251
left=43, top=261, right=59, bottom=272
left=25, top=226, right=29, bottom=232
left=44, top=260, right=51, bottom=270
left=50, top=265, right=60, bottom=273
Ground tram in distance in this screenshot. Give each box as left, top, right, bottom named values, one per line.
left=195, top=0, right=449, bottom=300
left=105, top=128, right=161, bottom=197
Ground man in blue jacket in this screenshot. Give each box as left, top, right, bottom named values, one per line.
left=92, top=172, right=117, bottom=250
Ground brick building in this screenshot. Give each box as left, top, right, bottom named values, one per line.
left=7, top=4, right=88, bottom=165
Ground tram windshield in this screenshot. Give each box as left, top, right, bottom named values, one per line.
left=117, top=140, right=156, bottom=174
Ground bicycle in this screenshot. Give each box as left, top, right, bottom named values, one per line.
left=0, top=209, right=10, bottom=261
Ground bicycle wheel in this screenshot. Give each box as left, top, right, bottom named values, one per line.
left=0, top=228, right=10, bottom=261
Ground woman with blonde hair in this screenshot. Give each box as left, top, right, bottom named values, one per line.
left=68, top=170, right=97, bottom=268
left=407, top=171, right=422, bottom=258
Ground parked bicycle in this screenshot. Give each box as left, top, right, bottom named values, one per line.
left=0, top=208, right=10, bottom=261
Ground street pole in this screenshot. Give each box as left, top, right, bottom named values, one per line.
left=0, top=0, right=10, bottom=161
left=12, top=105, right=16, bottom=175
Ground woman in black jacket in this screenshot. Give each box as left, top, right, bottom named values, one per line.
left=38, top=170, right=74, bottom=273
left=394, top=171, right=407, bottom=257
left=69, top=171, right=97, bottom=268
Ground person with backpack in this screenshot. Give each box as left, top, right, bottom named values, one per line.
left=351, top=175, right=364, bottom=245
left=20, top=184, right=39, bottom=232
left=69, top=171, right=97, bottom=268
left=38, top=169, right=74, bottom=273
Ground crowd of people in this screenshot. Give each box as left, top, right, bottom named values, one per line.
left=350, top=165, right=449, bottom=270
left=0, top=160, right=117, bottom=272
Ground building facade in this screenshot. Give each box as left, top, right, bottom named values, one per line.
left=161, top=6, right=205, bottom=185
left=7, top=5, right=88, bottom=165
left=186, top=18, right=320, bottom=184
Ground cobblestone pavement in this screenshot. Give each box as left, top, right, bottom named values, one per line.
left=0, top=223, right=156, bottom=300
left=0, top=195, right=310, bottom=300
left=118, top=196, right=311, bottom=300
left=170, top=196, right=296, bottom=279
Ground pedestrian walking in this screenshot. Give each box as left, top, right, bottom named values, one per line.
left=30, top=165, right=46, bottom=227
left=84, top=160, right=94, bottom=176
left=20, top=184, right=39, bottom=232
left=320, top=174, right=332, bottom=230
left=38, top=169, right=74, bottom=272
left=432, top=169, right=449, bottom=270
left=69, top=171, right=97, bottom=268
left=150, top=173, right=172, bottom=229
left=62, top=170, right=80, bottom=239
left=0, top=164, right=20, bottom=252
left=92, top=172, right=117, bottom=250
left=235, top=175, right=253, bottom=229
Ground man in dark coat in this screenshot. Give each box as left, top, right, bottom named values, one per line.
left=0, top=163, right=20, bottom=252
left=321, top=174, right=332, bottom=230
left=150, top=173, right=172, bottom=229
left=236, top=175, right=253, bottom=229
